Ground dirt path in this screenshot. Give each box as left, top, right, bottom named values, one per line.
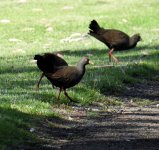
left=34, top=106, right=159, bottom=150
left=18, top=80, right=159, bottom=150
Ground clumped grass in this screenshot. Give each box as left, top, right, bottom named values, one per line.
left=0, top=0, right=159, bottom=148
left=133, top=99, right=158, bottom=106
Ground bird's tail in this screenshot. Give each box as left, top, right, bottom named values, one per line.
left=34, top=55, right=43, bottom=60
left=89, top=20, right=100, bottom=33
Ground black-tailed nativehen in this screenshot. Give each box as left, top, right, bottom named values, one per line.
left=34, top=53, right=68, bottom=89
left=88, top=20, right=142, bottom=62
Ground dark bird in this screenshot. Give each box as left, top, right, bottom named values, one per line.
left=34, top=53, right=68, bottom=89
left=88, top=20, right=142, bottom=62
left=44, top=57, right=92, bottom=102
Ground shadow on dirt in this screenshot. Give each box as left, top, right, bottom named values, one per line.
left=34, top=108, right=159, bottom=150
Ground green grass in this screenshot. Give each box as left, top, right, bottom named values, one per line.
left=0, top=0, right=159, bottom=148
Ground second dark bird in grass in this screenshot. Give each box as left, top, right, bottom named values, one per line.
left=34, top=53, right=68, bottom=89
left=44, top=57, right=93, bottom=102
left=88, top=20, right=142, bottom=62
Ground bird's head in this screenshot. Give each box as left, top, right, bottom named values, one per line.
left=34, top=54, right=43, bottom=61
left=134, top=33, right=142, bottom=42
left=82, top=57, right=94, bottom=65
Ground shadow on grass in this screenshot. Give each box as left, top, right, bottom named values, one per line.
left=0, top=107, right=36, bottom=149
left=1, top=46, right=158, bottom=75
left=0, top=106, right=81, bottom=149
left=0, top=48, right=159, bottom=102
left=1, top=53, right=158, bottom=105
left=0, top=66, right=37, bottom=75
left=58, top=45, right=159, bottom=59
left=0, top=55, right=38, bottom=75
left=1, top=47, right=159, bottom=106
left=87, top=63, right=159, bottom=101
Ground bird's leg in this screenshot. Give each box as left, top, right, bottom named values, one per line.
left=108, top=48, right=119, bottom=63
left=57, top=87, right=63, bottom=100
left=56, top=87, right=63, bottom=107
left=64, top=90, right=76, bottom=103
left=34, top=73, right=44, bottom=90
left=108, top=48, right=113, bottom=62
left=51, top=84, right=55, bottom=89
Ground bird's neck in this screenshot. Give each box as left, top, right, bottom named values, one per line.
left=128, top=36, right=139, bottom=49
left=77, top=62, right=86, bottom=75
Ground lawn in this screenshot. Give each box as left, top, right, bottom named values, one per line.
left=0, top=0, right=159, bottom=148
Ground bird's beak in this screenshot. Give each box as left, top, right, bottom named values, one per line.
left=88, top=60, right=94, bottom=65
left=56, top=53, right=64, bottom=58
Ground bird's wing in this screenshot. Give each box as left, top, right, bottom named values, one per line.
left=36, top=53, right=68, bottom=73
left=45, top=67, right=79, bottom=84
left=98, top=29, right=129, bottom=44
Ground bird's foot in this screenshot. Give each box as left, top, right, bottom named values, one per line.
left=33, top=85, right=39, bottom=91
left=69, top=99, right=78, bottom=103
left=64, top=91, right=78, bottom=103
left=69, top=101, right=80, bottom=107
left=108, top=48, right=119, bottom=64
left=111, top=55, right=119, bottom=63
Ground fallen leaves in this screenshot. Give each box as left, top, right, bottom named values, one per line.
left=8, top=38, right=22, bottom=42
left=60, top=33, right=89, bottom=43
left=62, top=6, right=74, bottom=10
left=12, top=49, right=26, bottom=54
left=32, top=8, right=43, bottom=12
left=30, top=128, right=35, bottom=132
left=46, top=26, right=53, bottom=32
left=0, top=19, right=11, bottom=23
left=21, top=27, right=34, bottom=32
left=18, top=0, right=28, bottom=4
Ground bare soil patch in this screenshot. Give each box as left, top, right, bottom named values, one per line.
left=16, top=79, right=159, bottom=150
